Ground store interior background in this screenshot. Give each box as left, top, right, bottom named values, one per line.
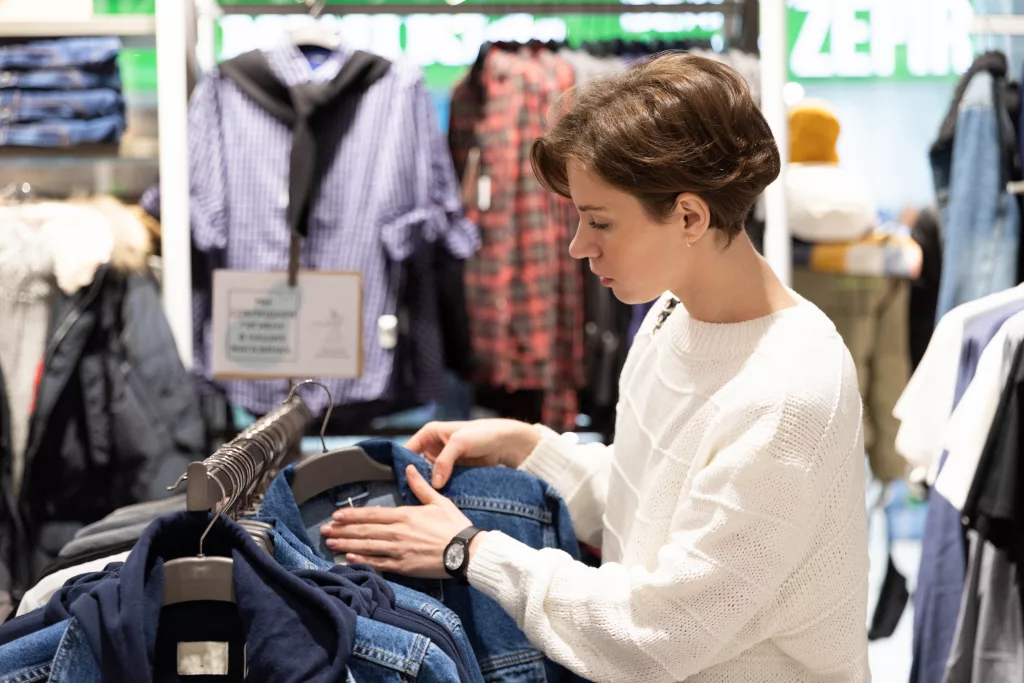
left=2, top=0, right=1020, bottom=679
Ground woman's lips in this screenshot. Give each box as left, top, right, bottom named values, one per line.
left=599, top=277, right=614, bottom=287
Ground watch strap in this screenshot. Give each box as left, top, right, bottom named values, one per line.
left=456, top=525, right=483, bottom=545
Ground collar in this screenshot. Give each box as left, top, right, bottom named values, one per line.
left=260, top=441, right=425, bottom=546
left=66, top=512, right=356, bottom=683
left=263, top=37, right=352, bottom=88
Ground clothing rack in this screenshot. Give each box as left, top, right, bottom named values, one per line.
left=155, top=0, right=790, bottom=375
left=180, top=390, right=312, bottom=513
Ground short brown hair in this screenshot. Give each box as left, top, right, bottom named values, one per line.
left=531, top=53, right=780, bottom=243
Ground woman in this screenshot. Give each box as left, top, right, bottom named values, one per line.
left=322, top=54, right=869, bottom=682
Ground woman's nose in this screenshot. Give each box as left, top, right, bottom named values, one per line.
left=569, top=227, right=599, bottom=260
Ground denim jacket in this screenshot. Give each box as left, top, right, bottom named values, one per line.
left=930, top=52, right=1021, bottom=319
left=258, top=440, right=582, bottom=683
left=264, top=520, right=484, bottom=683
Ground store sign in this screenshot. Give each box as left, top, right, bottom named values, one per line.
left=218, top=6, right=725, bottom=69
left=787, top=0, right=976, bottom=80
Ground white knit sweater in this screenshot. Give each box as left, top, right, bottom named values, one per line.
left=467, top=293, right=870, bottom=682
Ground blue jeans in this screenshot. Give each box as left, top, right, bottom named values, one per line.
left=0, top=68, right=121, bottom=91
left=259, top=440, right=583, bottom=683
left=0, top=90, right=123, bottom=123
left=0, top=115, right=124, bottom=146
left=0, top=37, right=121, bottom=70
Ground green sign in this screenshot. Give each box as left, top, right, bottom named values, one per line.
left=786, top=0, right=976, bottom=81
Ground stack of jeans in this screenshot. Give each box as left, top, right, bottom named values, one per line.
left=0, top=37, right=125, bottom=147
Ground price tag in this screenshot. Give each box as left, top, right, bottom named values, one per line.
left=210, top=270, right=362, bottom=380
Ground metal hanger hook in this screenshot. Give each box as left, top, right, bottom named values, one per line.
left=286, top=379, right=334, bottom=452
left=198, top=472, right=229, bottom=558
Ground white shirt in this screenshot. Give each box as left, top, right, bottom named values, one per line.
left=467, top=293, right=870, bottom=682
left=893, top=284, right=1024, bottom=477
left=935, top=311, right=1024, bottom=510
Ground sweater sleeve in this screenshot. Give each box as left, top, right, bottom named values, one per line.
left=469, top=409, right=833, bottom=683
left=519, top=428, right=613, bottom=548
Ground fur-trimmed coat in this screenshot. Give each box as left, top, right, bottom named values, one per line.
left=0, top=198, right=205, bottom=608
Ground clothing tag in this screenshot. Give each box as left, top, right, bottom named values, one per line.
left=477, top=175, right=491, bottom=212
left=210, top=270, right=363, bottom=380
left=177, top=642, right=229, bottom=676
left=378, top=314, right=398, bottom=350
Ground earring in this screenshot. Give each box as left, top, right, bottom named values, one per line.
left=685, top=239, right=695, bottom=248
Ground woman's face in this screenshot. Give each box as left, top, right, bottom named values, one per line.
left=566, top=161, right=692, bottom=305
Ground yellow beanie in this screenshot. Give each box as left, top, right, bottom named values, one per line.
left=789, top=99, right=840, bottom=164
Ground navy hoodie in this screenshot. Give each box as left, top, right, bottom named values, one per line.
left=41, top=512, right=357, bottom=683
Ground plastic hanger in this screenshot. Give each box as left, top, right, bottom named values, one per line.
left=163, top=471, right=236, bottom=605
left=288, top=380, right=395, bottom=507
left=289, top=0, right=341, bottom=51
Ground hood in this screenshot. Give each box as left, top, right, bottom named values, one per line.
left=0, top=196, right=151, bottom=296
left=785, top=163, right=876, bottom=244
left=66, top=512, right=356, bottom=683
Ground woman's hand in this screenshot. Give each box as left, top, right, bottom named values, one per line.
left=405, top=419, right=543, bottom=488
left=321, top=464, right=478, bottom=579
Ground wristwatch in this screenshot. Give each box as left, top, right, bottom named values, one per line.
left=443, top=526, right=483, bottom=584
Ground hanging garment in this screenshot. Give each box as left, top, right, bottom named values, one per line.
left=942, top=529, right=1024, bottom=683
left=448, top=48, right=585, bottom=431
left=791, top=270, right=910, bottom=482
left=909, top=303, right=1024, bottom=683
left=909, top=208, right=943, bottom=370
left=0, top=212, right=54, bottom=493
left=143, top=38, right=477, bottom=418
left=0, top=199, right=205, bottom=603
left=256, top=440, right=582, bottom=683
left=936, top=311, right=1024, bottom=510
left=894, top=284, right=1024, bottom=476
left=931, top=52, right=1020, bottom=319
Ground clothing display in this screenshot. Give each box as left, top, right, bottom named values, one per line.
left=792, top=269, right=910, bottom=481
left=142, top=37, right=479, bottom=420
left=256, top=440, right=581, bottom=683
left=893, top=285, right=1024, bottom=683
left=0, top=197, right=205, bottom=607
left=931, top=51, right=1021, bottom=321
left=468, top=293, right=869, bottom=681
left=0, top=378, right=588, bottom=683
left=0, top=37, right=125, bottom=147
left=448, top=44, right=585, bottom=432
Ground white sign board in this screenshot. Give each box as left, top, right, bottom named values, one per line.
left=211, top=270, right=362, bottom=380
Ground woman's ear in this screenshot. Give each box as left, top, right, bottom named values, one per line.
left=674, top=193, right=711, bottom=245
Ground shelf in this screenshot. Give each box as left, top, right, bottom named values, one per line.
left=0, top=16, right=156, bottom=38
left=219, top=1, right=742, bottom=15
left=972, top=14, right=1024, bottom=36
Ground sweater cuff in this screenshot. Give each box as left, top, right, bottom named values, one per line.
left=466, top=530, right=536, bottom=625
left=519, top=427, right=576, bottom=493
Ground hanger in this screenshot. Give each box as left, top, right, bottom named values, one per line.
left=288, top=380, right=395, bottom=507
left=163, top=471, right=236, bottom=605
left=289, top=0, right=341, bottom=51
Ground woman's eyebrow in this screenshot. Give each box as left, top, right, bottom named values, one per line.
left=577, top=204, right=607, bottom=212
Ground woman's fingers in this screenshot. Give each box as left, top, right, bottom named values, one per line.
left=405, top=421, right=465, bottom=457
left=431, top=434, right=469, bottom=489
left=326, top=537, right=400, bottom=558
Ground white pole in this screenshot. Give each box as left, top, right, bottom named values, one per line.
left=155, top=0, right=194, bottom=368
left=759, top=0, right=790, bottom=286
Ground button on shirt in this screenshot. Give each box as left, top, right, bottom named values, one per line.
left=180, top=40, right=477, bottom=416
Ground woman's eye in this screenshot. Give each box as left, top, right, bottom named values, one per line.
left=589, top=220, right=610, bottom=231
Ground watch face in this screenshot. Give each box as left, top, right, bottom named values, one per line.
left=445, top=542, right=466, bottom=571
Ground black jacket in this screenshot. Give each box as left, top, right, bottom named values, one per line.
left=0, top=264, right=205, bottom=600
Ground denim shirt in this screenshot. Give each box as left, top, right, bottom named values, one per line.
left=258, top=440, right=581, bottom=683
